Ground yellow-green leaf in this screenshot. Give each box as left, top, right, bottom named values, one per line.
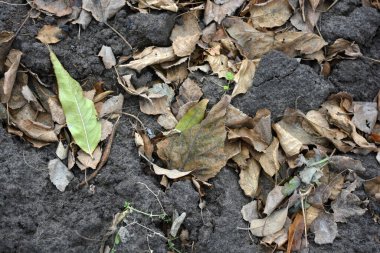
left=50, top=49, right=101, bottom=155
left=175, top=99, right=208, bottom=132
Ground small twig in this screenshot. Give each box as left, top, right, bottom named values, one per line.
left=137, top=181, right=166, bottom=215
left=74, top=230, right=102, bottom=242
left=20, top=62, right=49, bottom=87
left=0, top=1, right=28, bottom=6
left=361, top=55, right=380, bottom=63
left=127, top=221, right=167, bottom=239
left=77, top=116, right=121, bottom=188
left=15, top=11, right=30, bottom=37
left=121, top=112, right=146, bottom=130
left=105, top=22, right=132, bottom=50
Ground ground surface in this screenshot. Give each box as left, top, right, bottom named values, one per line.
left=0, top=0, right=379, bottom=253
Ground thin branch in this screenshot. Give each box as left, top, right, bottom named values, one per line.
left=105, top=22, right=132, bottom=50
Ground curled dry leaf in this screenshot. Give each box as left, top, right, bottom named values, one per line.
left=172, top=78, right=203, bottom=116
left=8, top=72, right=28, bottom=110
left=1, top=49, right=22, bottom=103
left=36, top=25, right=65, bottom=44
left=364, top=176, right=380, bottom=201
left=310, top=213, right=338, bottom=244
left=139, top=83, right=174, bottom=115
left=205, top=54, right=230, bottom=78
left=48, top=159, right=74, bottom=192
left=229, top=127, right=269, bottom=152
left=0, top=31, right=15, bottom=73
left=351, top=102, right=378, bottom=134
left=98, top=45, right=116, bottom=69
left=232, top=59, right=259, bottom=97
left=138, top=0, right=178, bottom=12
left=241, top=200, right=259, bottom=222
left=157, top=112, right=178, bottom=130
left=250, top=0, right=292, bottom=28
left=157, top=96, right=231, bottom=181
left=77, top=146, right=102, bottom=170
left=99, top=94, right=124, bottom=118
left=48, top=96, right=66, bottom=125
left=250, top=206, right=288, bottom=237
left=124, top=46, right=177, bottom=72
left=331, top=189, right=367, bottom=222
left=204, top=0, right=246, bottom=25
left=273, top=122, right=303, bottom=157
left=32, top=0, right=73, bottom=17
left=259, top=137, right=280, bottom=177
left=83, top=0, right=125, bottom=22
left=16, top=119, right=58, bottom=143
left=72, top=10, right=92, bottom=29
left=56, top=141, right=68, bottom=160
left=264, top=185, right=286, bottom=216
left=326, top=38, right=362, bottom=61
left=152, top=163, right=192, bottom=179
left=239, top=158, right=261, bottom=197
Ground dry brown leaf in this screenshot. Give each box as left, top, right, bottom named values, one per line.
left=98, top=45, right=116, bottom=69
left=229, top=127, right=269, bottom=152
left=204, top=0, right=246, bottom=25
left=135, top=131, right=154, bottom=159
left=32, top=0, right=73, bottom=17
left=72, top=10, right=92, bottom=29
left=273, top=122, right=303, bottom=157
left=310, top=213, right=338, bottom=244
left=157, top=96, right=231, bottom=181
left=259, top=137, right=280, bottom=177
left=290, top=0, right=321, bottom=32
left=0, top=31, right=14, bottom=73
left=36, top=25, right=64, bottom=44
left=171, top=12, right=201, bottom=57
left=329, top=156, right=365, bottom=173
left=172, top=78, right=203, bottom=116
left=139, top=83, right=174, bottom=115
left=326, top=38, right=362, bottom=61
left=100, top=119, right=113, bottom=141
left=83, top=0, right=125, bottom=22
left=1, top=49, right=22, bottom=103
left=305, top=206, right=321, bottom=227
left=232, top=59, right=259, bottom=97
left=8, top=72, right=28, bottom=110
left=77, top=146, right=102, bottom=170
left=286, top=213, right=304, bottom=253
left=124, top=47, right=177, bottom=72
left=239, top=158, right=261, bottom=197
left=99, top=94, right=124, bottom=118
left=158, top=112, right=178, bottom=130
left=152, top=163, right=192, bottom=179
left=331, top=189, right=367, bottom=222
left=250, top=0, right=292, bottom=28
left=225, top=140, right=241, bottom=160
left=351, top=102, right=378, bottom=134
left=264, top=185, right=286, bottom=215
left=138, top=0, right=178, bottom=12
left=241, top=200, right=259, bottom=222
left=48, top=96, right=66, bottom=125
left=250, top=206, right=288, bottom=237
left=16, top=119, right=58, bottom=143
left=364, top=176, right=380, bottom=201
left=205, top=54, right=230, bottom=78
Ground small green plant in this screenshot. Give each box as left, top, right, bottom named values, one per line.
left=123, top=200, right=170, bottom=222
left=167, top=237, right=183, bottom=253
left=223, top=71, right=235, bottom=91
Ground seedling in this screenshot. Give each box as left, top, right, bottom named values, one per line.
left=123, top=200, right=170, bottom=222
left=223, top=71, right=235, bottom=91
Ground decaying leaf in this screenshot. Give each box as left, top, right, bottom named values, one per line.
left=364, top=176, right=380, bottom=201
left=50, top=50, right=101, bottom=155
left=287, top=213, right=304, bottom=253
left=72, top=10, right=92, bottom=29
left=259, top=137, right=280, bottom=177
left=232, top=59, right=259, bottom=97
left=331, top=189, right=367, bottom=222
left=48, top=96, right=66, bottom=125
left=326, top=38, right=362, bottom=61
left=83, top=0, right=125, bottom=22
left=1, top=49, right=22, bottom=103
left=152, top=163, right=192, bottom=179
left=310, top=213, right=338, bottom=244
left=329, top=156, right=365, bottom=173
left=139, top=83, right=174, bottom=115
left=125, top=47, right=177, bottom=72
left=176, top=99, right=208, bottom=132
left=250, top=0, right=292, bottom=28
left=273, top=122, right=303, bottom=157
left=204, top=0, right=246, bottom=25
left=99, top=94, right=124, bottom=118
left=0, top=31, right=15, bottom=73
left=32, top=0, right=73, bottom=17
left=205, top=54, right=230, bottom=78
left=241, top=200, right=259, bottom=222
left=239, top=158, right=261, bottom=197
left=15, top=119, right=58, bottom=143
left=77, top=146, right=102, bottom=170
left=56, top=141, right=68, bottom=160
left=158, top=112, right=178, bottom=130
left=264, top=185, right=286, bottom=216
left=138, top=0, right=178, bottom=12
left=250, top=207, right=288, bottom=237
left=172, top=78, right=203, bottom=116
left=48, top=159, right=74, bottom=192
left=351, top=102, right=378, bottom=134
left=36, top=25, right=65, bottom=44
left=305, top=206, right=322, bottom=227
left=157, top=96, right=231, bottom=181
left=98, top=45, right=116, bottom=69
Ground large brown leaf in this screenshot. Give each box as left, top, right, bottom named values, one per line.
left=157, top=96, right=231, bottom=181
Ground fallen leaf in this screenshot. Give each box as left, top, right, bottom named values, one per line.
left=124, top=46, right=177, bottom=72
left=32, top=0, right=73, bottom=17
left=175, top=99, right=208, bottom=132
left=99, top=94, right=124, bottom=118
left=290, top=0, right=321, bottom=32
left=7, top=72, right=28, bottom=110
left=152, top=163, right=192, bottom=179
left=364, top=176, right=380, bottom=201
left=1, top=49, right=22, bottom=103
left=329, top=156, right=365, bottom=173
left=48, top=96, right=66, bottom=125
left=229, top=127, right=269, bottom=152
left=98, top=45, right=116, bottom=69
left=241, top=200, right=259, bottom=222
left=351, top=102, right=378, bottom=134
left=273, top=122, right=303, bottom=157
left=50, top=49, right=101, bottom=155
left=326, top=38, right=362, bottom=61
left=170, top=212, right=186, bottom=237
left=157, top=96, right=231, bottom=181
left=259, top=137, right=280, bottom=177
left=48, top=159, right=74, bottom=192
left=264, top=185, right=286, bottom=215
left=83, top=0, right=125, bottom=22
left=0, top=31, right=14, bottom=73
left=310, top=213, right=338, bottom=244
left=16, top=119, right=58, bottom=143
left=331, top=189, right=367, bottom=222
left=139, top=83, right=174, bottom=115
left=158, top=112, right=178, bottom=130
left=232, top=59, right=259, bottom=97
left=305, top=206, right=321, bottom=227
left=204, top=0, right=246, bottom=25
left=250, top=206, right=288, bottom=237
left=205, top=54, right=230, bottom=78
left=138, top=0, right=178, bottom=12
left=56, top=141, right=68, bottom=160
left=172, top=78, right=203, bottom=116
left=36, top=25, right=65, bottom=44
left=286, top=213, right=304, bottom=253
left=77, top=146, right=102, bottom=170
left=250, top=0, right=292, bottom=28
left=307, top=184, right=330, bottom=208
left=72, top=10, right=92, bottom=29
left=239, top=158, right=261, bottom=197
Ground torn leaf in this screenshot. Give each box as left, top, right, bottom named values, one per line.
left=48, top=159, right=74, bottom=192
left=36, top=25, right=65, bottom=44
left=250, top=207, right=288, bottom=237
left=98, top=45, right=116, bottom=69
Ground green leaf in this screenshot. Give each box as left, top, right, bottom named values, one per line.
left=282, top=176, right=301, bottom=196
left=225, top=71, right=234, bottom=81
left=50, top=50, right=101, bottom=155
left=175, top=99, right=208, bottom=132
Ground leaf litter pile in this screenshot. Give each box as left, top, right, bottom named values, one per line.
left=0, top=0, right=379, bottom=252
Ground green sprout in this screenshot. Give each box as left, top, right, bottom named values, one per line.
left=223, top=71, right=235, bottom=91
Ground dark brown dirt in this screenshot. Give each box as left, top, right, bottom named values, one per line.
left=0, top=0, right=379, bottom=253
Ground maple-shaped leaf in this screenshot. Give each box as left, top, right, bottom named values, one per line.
left=157, top=96, right=231, bottom=181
